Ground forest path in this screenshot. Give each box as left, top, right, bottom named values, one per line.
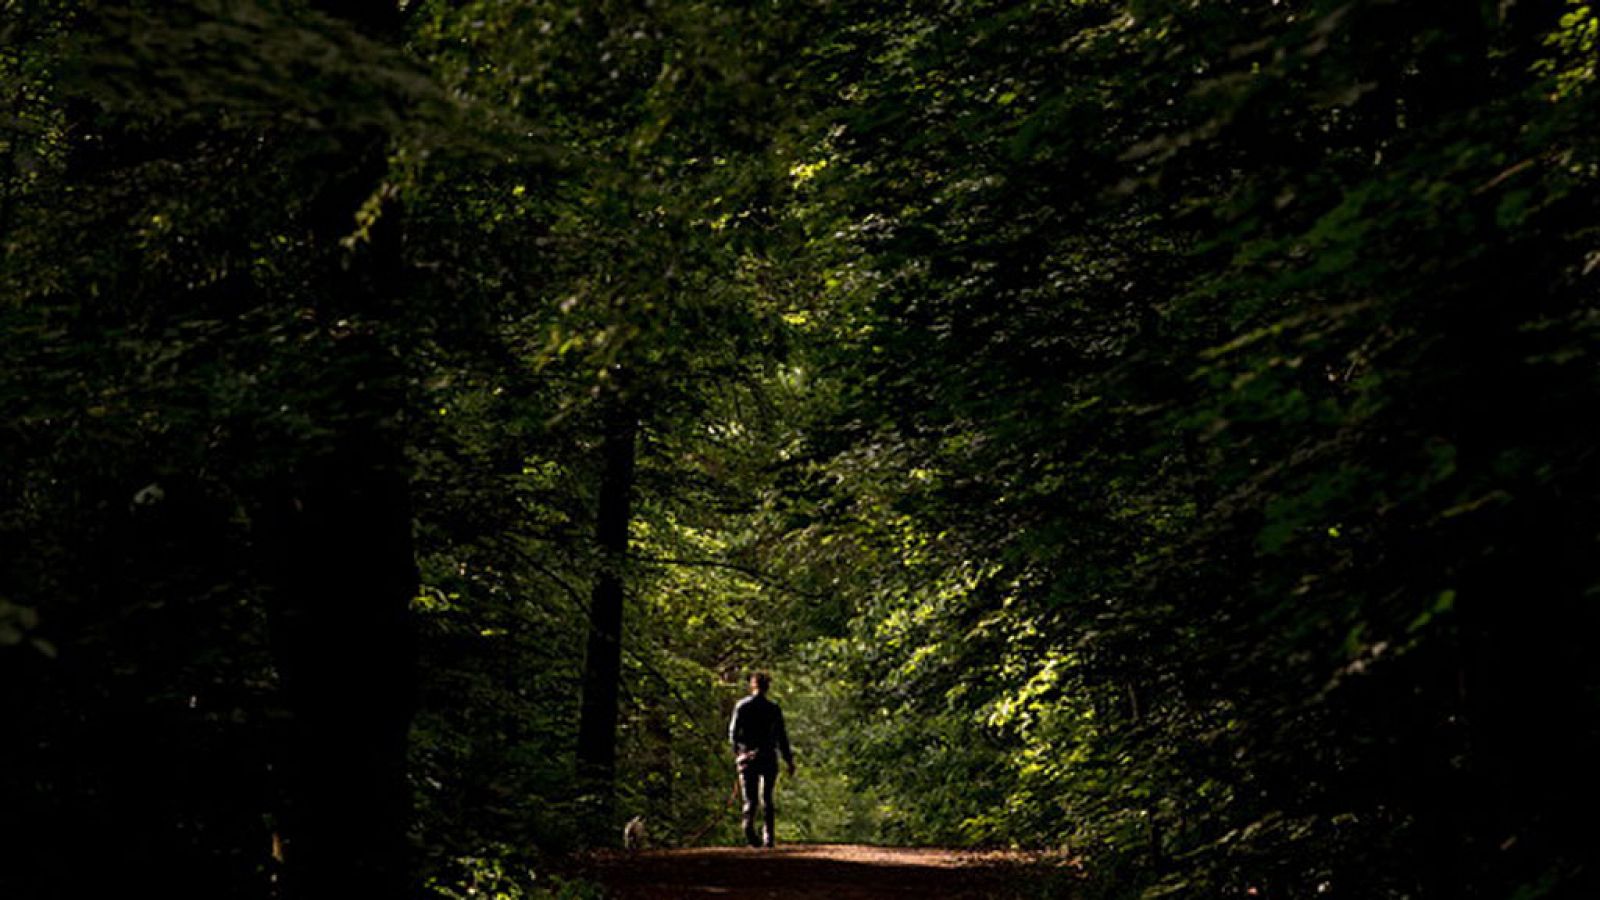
left=583, top=843, right=1059, bottom=898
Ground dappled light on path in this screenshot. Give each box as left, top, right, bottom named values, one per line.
left=586, top=843, right=1063, bottom=898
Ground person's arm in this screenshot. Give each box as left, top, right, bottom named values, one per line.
left=776, top=706, right=794, bottom=774
left=728, top=701, right=741, bottom=752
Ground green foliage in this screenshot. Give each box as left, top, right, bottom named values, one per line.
left=425, top=846, right=604, bottom=900
left=741, top=0, right=1600, bottom=896
left=6, top=0, right=1600, bottom=898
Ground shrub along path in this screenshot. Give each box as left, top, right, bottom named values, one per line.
left=583, top=843, right=1067, bottom=898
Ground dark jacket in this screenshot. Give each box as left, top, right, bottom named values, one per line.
left=728, top=693, right=793, bottom=764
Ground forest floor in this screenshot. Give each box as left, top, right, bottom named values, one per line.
left=581, top=843, right=1073, bottom=898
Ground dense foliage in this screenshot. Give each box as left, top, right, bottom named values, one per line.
left=771, top=2, right=1600, bottom=897
left=4, top=1, right=1598, bottom=898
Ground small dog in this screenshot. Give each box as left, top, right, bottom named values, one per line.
left=622, top=815, right=647, bottom=851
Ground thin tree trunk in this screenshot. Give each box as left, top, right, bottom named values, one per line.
left=576, top=397, right=639, bottom=826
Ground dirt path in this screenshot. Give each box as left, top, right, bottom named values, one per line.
left=583, top=843, right=1060, bottom=899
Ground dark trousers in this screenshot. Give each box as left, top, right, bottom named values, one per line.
left=738, top=754, right=779, bottom=847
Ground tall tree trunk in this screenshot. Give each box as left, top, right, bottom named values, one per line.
left=575, top=397, right=639, bottom=827
left=264, top=156, right=418, bottom=898
left=265, top=4, right=417, bottom=891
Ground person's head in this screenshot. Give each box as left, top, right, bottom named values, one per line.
left=749, top=671, right=771, bottom=695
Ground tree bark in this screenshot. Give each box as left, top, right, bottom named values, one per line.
left=263, top=151, right=418, bottom=898
left=575, top=396, right=639, bottom=826
left=265, top=423, right=418, bottom=899
left=264, top=3, right=417, bottom=891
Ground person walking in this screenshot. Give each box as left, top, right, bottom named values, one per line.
left=727, top=671, right=795, bottom=848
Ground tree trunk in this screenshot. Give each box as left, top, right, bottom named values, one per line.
left=265, top=2, right=417, bottom=888
left=262, top=142, right=418, bottom=897
left=265, top=425, right=418, bottom=899
left=575, top=397, right=639, bottom=827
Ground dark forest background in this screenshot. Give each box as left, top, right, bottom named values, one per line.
left=4, top=1, right=1599, bottom=897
